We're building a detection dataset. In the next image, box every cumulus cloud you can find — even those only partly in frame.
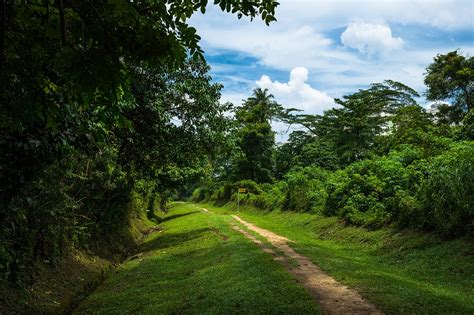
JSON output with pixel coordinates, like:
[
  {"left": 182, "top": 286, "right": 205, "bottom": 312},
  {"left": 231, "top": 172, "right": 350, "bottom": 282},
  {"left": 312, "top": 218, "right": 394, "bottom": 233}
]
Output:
[
  {"left": 198, "top": 25, "right": 340, "bottom": 71},
  {"left": 256, "top": 67, "right": 335, "bottom": 113},
  {"left": 189, "top": 0, "right": 473, "bottom": 108},
  {"left": 341, "top": 22, "right": 404, "bottom": 55}
]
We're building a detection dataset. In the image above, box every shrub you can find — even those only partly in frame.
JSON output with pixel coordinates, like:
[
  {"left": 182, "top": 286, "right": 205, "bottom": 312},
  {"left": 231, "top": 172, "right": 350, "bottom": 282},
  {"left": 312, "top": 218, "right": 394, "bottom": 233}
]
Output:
[
  {"left": 418, "top": 141, "right": 474, "bottom": 236},
  {"left": 249, "top": 182, "right": 286, "bottom": 210},
  {"left": 211, "top": 183, "right": 233, "bottom": 202},
  {"left": 284, "top": 167, "right": 328, "bottom": 212},
  {"left": 325, "top": 156, "right": 412, "bottom": 228},
  {"left": 191, "top": 187, "right": 206, "bottom": 202}
]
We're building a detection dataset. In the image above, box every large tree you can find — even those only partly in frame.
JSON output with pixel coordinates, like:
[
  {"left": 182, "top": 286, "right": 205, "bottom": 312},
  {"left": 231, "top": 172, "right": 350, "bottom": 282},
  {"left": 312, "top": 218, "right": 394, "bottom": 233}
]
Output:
[
  {"left": 234, "top": 88, "right": 285, "bottom": 183},
  {"left": 286, "top": 81, "right": 420, "bottom": 166},
  {"left": 117, "top": 58, "right": 232, "bottom": 208},
  {"left": 425, "top": 51, "right": 474, "bottom": 114}
]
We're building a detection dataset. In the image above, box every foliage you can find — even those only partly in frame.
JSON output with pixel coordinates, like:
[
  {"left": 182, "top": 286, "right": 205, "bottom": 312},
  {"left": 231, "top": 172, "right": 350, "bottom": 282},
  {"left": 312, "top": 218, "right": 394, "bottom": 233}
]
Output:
[
  {"left": 457, "top": 109, "right": 474, "bottom": 140},
  {"left": 424, "top": 50, "right": 473, "bottom": 113},
  {"left": 235, "top": 122, "right": 275, "bottom": 183},
  {"left": 1, "top": 0, "right": 275, "bottom": 204},
  {"left": 201, "top": 54, "right": 472, "bottom": 238},
  {"left": 0, "top": 148, "right": 131, "bottom": 283},
  {"left": 234, "top": 88, "right": 286, "bottom": 183},
  {"left": 283, "top": 167, "right": 329, "bottom": 212},
  {"left": 418, "top": 142, "right": 474, "bottom": 236},
  {"left": 285, "top": 80, "right": 420, "bottom": 167},
  {"left": 275, "top": 131, "right": 339, "bottom": 175}
]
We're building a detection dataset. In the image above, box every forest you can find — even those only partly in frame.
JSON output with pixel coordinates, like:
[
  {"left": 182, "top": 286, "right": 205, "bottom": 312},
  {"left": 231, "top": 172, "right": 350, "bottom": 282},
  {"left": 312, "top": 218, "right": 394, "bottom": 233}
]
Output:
[{"left": 1, "top": 1, "right": 473, "bottom": 314}]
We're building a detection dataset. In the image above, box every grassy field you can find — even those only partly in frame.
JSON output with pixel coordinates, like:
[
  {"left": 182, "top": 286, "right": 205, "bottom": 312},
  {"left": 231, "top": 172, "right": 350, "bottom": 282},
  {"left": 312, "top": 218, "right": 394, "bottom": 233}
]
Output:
[
  {"left": 203, "top": 202, "right": 474, "bottom": 314},
  {"left": 74, "top": 203, "right": 320, "bottom": 314}
]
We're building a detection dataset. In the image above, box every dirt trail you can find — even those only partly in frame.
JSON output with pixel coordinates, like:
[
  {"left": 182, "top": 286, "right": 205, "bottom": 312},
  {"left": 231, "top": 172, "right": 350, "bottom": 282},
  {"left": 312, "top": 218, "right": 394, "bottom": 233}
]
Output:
[{"left": 231, "top": 215, "right": 382, "bottom": 315}]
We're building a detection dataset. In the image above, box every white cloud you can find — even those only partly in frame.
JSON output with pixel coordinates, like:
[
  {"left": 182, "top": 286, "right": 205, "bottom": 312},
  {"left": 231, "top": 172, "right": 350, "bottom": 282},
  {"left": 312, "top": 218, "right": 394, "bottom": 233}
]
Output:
[
  {"left": 199, "top": 25, "right": 341, "bottom": 71},
  {"left": 341, "top": 22, "right": 403, "bottom": 55},
  {"left": 220, "top": 92, "right": 248, "bottom": 107},
  {"left": 274, "top": 0, "right": 473, "bottom": 30},
  {"left": 189, "top": 0, "right": 473, "bottom": 109},
  {"left": 256, "top": 67, "right": 335, "bottom": 113}
]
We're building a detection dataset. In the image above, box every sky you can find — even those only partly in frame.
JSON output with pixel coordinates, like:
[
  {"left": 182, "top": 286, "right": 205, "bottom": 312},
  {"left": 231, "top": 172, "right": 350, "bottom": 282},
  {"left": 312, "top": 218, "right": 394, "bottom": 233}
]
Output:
[{"left": 189, "top": 0, "right": 474, "bottom": 139}]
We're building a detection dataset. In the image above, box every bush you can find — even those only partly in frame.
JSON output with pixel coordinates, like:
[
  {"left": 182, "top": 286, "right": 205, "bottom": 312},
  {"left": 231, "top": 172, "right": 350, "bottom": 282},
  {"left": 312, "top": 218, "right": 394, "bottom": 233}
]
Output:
[
  {"left": 284, "top": 167, "right": 328, "bottom": 212},
  {"left": 325, "top": 156, "right": 413, "bottom": 228},
  {"left": 0, "top": 148, "right": 142, "bottom": 283},
  {"left": 191, "top": 187, "right": 205, "bottom": 202},
  {"left": 198, "top": 141, "right": 473, "bottom": 237},
  {"left": 215, "top": 180, "right": 287, "bottom": 211},
  {"left": 248, "top": 182, "right": 286, "bottom": 210},
  {"left": 418, "top": 141, "right": 474, "bottom": 236}
]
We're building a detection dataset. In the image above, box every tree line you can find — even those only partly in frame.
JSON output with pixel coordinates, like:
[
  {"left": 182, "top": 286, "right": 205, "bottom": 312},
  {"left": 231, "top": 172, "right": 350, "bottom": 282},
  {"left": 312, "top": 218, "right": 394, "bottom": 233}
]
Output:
[{"left": 192, "top": 50, "right": 473, "bottom": 237}]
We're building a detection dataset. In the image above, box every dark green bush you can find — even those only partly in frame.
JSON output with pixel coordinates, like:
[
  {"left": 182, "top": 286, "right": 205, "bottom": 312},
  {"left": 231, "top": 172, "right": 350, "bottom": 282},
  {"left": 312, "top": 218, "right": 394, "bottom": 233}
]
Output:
[
  {"left": 199, "top": 142, "right": 473, "bottom": 237},
  {"left": 246, "top": 182, "right": 286, "bottom": 210},
  {"left": 0, "top": 148, "right": 144, "bottom": 283},
  {"left": 418, "top": 141, "right": 474, "bottom": 236},
  {"left": 211, "top": 183, "right": 233, "bottom": 202},
  {"left": 284, "top": 167, "right": 328, "bottom": 212},
  {"left": 325, "top": 156, "right": 414, "bottom": 228}
]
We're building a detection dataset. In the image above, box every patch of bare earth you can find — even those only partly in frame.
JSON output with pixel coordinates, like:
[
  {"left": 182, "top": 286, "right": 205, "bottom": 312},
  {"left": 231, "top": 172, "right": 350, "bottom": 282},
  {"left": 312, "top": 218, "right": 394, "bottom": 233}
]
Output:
[{"left": 231, "top": 215, "right": 382, "bottom": 315}]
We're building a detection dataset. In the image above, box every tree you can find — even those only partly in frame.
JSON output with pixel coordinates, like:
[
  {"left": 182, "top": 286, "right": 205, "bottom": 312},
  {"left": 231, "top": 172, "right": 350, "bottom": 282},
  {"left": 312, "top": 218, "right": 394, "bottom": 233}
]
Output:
[
  {"left": 435, "top": 103, "right": 465, "bottom": 125},
  {"left": 425, "top": 51, "right": 474, "bottom": 114},
  {"left": 116, "top": 58, "right": 232, "bottom": 209},
  {"left": 288, "top": 81, "right": 419, "bottom": 166},
  {"left": 457, "top": 110, "right": 474, "bottom": 140},
  {"left": 234, "top": 88, "right": 286, "bottom": 183},
  {"left": 0, "top": 0, "right": 279, "bottom": 209},
  {"left": 236, "top": 88, "right": 287, "bottom": 123},
  {"left": 275, "top": 130, "right": 338, "bottom": 175}
]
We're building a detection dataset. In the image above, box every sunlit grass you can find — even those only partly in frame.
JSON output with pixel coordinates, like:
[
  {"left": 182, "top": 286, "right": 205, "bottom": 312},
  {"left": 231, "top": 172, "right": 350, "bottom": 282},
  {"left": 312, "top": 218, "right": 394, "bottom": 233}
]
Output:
[
  {"left": 204, "top": 202, "right": 474, "bottom": 314},
  {"left": 75, "top": 203, "right": 320, "bottom": 314}
]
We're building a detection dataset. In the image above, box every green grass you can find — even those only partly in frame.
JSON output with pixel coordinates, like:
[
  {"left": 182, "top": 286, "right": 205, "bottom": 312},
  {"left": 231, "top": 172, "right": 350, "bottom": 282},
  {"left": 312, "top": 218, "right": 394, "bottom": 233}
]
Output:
[
  {"left": 74, "top": 203, "right": 320, "bottom": 314},
  {"left": 203, "top": 202, "right": 474, "bottom": 315}
]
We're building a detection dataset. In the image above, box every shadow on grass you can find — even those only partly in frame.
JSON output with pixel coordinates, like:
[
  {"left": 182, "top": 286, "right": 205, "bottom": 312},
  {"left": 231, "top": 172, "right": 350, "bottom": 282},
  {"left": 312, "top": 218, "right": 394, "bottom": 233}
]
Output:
[
  {"left": 148, "top": 210, "right": 200, "bottom": 224},
  {"left": 160, "top": 211, "right": 200, "bottom": 223},
  {"left": 140, "top": 227, "right": 211, "bottom": 252}
]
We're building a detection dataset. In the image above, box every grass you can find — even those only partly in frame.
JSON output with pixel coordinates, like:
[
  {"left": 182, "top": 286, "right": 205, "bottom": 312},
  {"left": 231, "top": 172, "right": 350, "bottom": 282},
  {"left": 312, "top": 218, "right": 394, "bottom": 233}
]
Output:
[
  {"left": 203, "top": 202, "right": 474, "bottom": 315},
  {"left": 74, "top": 203, "right": 320, "bottom": 314}
]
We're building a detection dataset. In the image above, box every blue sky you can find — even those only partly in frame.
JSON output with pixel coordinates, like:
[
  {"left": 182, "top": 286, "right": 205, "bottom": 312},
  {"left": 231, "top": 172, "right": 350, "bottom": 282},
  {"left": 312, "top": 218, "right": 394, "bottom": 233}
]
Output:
[{"left": 189, "top": 0, "right": 473, "bottom": 138}]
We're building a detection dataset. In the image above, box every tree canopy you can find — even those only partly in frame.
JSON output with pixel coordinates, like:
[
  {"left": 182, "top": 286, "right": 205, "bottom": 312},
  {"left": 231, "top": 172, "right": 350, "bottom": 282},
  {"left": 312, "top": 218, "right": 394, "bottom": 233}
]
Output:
[{"left": 425, "top": 50, "right": 473, "bottom": 112}]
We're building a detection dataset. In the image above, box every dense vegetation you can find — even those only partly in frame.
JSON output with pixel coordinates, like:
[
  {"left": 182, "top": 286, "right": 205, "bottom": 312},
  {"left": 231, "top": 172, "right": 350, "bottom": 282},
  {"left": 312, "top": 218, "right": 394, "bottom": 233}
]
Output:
[
  {"left": 0, "top": 0, "right": 278, "bottom": 286},
  {"left": 1, "top": 1, "right": 472, "bottom": 312},
  {"left": 193, "top": 51, "right": 473, "bottom": 238}
]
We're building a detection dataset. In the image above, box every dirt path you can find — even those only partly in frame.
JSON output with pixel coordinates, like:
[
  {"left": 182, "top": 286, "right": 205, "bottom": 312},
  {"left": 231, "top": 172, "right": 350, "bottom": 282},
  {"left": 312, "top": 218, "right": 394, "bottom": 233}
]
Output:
[
  {"left": 231, "top": 215, "right": 382, "bottom": 315},
  {"left": 200, "top": 207, "right": 214, "bottom": 214}
]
